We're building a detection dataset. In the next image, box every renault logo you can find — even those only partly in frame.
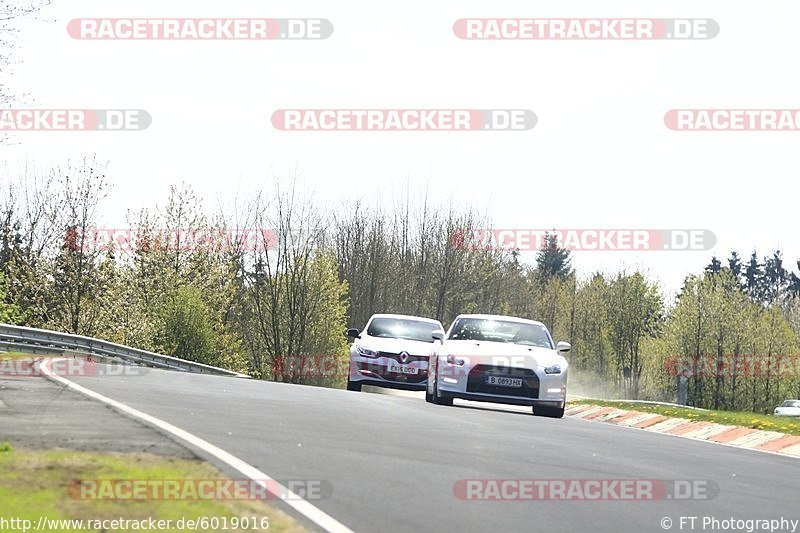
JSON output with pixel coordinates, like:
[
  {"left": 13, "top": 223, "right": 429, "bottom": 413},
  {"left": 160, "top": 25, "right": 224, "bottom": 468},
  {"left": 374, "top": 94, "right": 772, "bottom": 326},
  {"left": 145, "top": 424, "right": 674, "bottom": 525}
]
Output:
[{"left": 399, "top": 351, "right": 410, "bottom": 363}]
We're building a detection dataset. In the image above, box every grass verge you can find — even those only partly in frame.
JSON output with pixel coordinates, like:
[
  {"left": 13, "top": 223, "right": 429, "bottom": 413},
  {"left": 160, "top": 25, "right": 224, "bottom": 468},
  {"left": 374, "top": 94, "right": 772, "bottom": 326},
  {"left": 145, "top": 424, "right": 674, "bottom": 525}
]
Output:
[
  {"left": 568, "top": 399, "right": 800, "bottom": 436},
  {"left": 0, "top": 446, "right": 303, "bottom": 532},
  {"left": 0, "top": 351, "right": 44, "bottom": 360}
]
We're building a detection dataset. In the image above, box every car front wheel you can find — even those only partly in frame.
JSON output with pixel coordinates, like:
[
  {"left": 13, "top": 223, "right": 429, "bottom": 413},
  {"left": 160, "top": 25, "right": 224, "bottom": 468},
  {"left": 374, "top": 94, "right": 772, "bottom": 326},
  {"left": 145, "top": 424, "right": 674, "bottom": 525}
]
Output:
[
  {"left": 346, "top": 379, "right": 362, "bottom": 392},
  {"left": 431, "top": 376, "right": 453, "bottom": 406}
]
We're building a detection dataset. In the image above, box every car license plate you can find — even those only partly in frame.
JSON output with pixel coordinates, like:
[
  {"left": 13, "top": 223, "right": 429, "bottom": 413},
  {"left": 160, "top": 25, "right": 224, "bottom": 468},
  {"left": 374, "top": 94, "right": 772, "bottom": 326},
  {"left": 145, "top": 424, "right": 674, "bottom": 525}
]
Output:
[
  {"left": 486, "top": 376, "right": 523, "bottom": 387},
  {"left": 387, "top": 363, "right": 418, "bottom": 375}
]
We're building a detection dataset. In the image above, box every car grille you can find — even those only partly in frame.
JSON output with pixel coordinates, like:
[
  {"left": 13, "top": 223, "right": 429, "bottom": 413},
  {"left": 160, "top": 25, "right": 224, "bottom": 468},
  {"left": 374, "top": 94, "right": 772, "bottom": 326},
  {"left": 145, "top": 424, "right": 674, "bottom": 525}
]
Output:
[
  {"left": 357, "top": 352, "right": 428, "bottom": 383},
  {"left": 466, "top": 364, "right": 540, "bottom": 398},
  {"left": 377, "top": 351, "right": 428, "bottom": 364}
]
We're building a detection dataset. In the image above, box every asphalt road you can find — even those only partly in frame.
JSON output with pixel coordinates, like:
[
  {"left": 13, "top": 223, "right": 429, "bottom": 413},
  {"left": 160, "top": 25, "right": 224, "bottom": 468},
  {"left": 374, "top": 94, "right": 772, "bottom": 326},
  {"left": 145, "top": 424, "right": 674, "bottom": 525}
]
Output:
[
  {"left": 0, "top": 373, "right": 193, "bottom": 458},
  {"left": 65, "top": 368, "right": 800, "bottom": 533}
]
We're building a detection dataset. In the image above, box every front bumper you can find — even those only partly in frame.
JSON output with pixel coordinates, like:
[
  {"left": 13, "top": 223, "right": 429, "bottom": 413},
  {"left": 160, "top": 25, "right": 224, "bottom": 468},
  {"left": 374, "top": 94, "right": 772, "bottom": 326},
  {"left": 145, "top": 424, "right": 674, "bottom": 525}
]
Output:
[
  {"left": 353, "top": 378, "right": 430, "bottom": 392},
  {"left": 437, "top": 391, "right": 564, "bottom": 408},
  {"left": 350, "top": 352, "right": 429, "bottom": 389},
  {"left": 436, "top": 360, "right": 567, "bottom": 405}
]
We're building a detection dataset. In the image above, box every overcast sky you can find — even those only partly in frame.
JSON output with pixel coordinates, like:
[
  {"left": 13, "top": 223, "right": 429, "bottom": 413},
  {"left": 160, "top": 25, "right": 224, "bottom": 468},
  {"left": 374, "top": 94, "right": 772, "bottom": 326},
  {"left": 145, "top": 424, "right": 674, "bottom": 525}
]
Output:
[{"left": 2, "top": 0, "right": 798, "bottom": 298}]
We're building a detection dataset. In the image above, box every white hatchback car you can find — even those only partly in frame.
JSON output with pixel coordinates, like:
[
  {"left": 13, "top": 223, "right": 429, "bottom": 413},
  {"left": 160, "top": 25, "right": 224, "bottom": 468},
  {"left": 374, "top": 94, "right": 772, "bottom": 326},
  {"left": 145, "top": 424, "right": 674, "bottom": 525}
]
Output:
[
  {"left": 346, "top": 314, "right": 445, "bottom": 392},
  {"left": 426, "top": 314, "right": 570, "bottom": 418},
  {"left": 774, "top": 400, "right": 800, "bottom": 417}
]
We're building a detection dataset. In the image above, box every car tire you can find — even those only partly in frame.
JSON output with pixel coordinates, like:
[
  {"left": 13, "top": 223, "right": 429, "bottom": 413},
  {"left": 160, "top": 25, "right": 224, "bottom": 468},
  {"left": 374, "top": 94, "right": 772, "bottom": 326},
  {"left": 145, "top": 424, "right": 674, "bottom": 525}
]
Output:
[
  {"left": 432, "top": 377, "right": 453, "bottom": 406},
  {"left": 534, "top": 404, "right": 565, "bottom": 418},
  {"left": 346, "top": 379, "right": 362, "bottom": 392}
]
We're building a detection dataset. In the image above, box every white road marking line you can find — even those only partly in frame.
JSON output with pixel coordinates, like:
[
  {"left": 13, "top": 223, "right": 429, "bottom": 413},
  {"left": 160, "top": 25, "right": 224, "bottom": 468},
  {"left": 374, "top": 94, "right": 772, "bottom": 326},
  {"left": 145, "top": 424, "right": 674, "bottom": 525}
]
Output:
[{"left": 40, "top": 359, "right": 353, "bottom": 533}]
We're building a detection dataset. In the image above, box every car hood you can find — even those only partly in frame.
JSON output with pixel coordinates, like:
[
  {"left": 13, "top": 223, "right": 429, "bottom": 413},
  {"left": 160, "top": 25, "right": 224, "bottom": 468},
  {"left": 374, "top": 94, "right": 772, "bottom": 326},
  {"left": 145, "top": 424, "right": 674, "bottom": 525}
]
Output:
[
  {"left": 440, "top": 340, "right": 566, "bottom": 369},
  {"left": 358, "top": 336, "right": 437, "bottom": 356}
]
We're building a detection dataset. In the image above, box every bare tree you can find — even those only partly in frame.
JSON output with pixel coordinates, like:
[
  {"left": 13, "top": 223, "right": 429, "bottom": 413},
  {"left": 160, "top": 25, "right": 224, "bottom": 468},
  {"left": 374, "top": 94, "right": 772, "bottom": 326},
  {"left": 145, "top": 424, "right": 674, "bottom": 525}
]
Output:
[
  {"left": 242, "top": 180, "right": 345, "bottom": 382},
  {"left": 51, "top": 157, "right": 109, "bottom": 334},
  {"left": 1, "top": 0, "right": 51, "bottom": 143}
]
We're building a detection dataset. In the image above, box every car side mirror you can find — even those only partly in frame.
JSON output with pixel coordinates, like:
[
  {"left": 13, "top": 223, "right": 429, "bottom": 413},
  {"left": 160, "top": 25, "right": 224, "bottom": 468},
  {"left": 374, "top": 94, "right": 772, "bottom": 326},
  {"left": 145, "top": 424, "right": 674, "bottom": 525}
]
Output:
[
  {"left": 345, "top": 328, "right": 360, "bottom": 339},
  {"left": 431, "top": 331, "right": 444, "bottom": 342},
  {"left": 556, "top": 341, "right": 571, "bottom": 354}
]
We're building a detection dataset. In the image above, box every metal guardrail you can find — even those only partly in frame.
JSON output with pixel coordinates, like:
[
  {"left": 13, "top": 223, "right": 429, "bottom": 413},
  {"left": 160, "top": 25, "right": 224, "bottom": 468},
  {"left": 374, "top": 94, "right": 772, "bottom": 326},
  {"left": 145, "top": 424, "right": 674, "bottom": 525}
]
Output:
[{"left": 0, "top": 323, "right": 248, "bottom": 378}]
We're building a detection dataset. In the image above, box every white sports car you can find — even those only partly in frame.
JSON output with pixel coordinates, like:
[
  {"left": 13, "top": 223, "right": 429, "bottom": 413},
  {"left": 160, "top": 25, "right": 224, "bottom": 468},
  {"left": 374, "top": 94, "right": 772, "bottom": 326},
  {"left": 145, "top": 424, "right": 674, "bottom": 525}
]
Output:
[
  {"left": 774, "top": 400, "right": 800, "bottom": 417},
  {"left": 426, "top": 314, "right": 570, "bottom": 418},
  {"left": 346, "top": 313, "right": 445, "bottom": 392}
]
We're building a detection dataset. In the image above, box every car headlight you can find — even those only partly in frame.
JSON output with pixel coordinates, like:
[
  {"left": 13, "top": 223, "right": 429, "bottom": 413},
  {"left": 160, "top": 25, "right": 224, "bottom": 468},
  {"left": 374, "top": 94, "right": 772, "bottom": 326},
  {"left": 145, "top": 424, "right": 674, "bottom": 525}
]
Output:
[
  {"left": 357, "top": 346, "right": 378, "bottom": 358},
  {"left": 544, "top": 364, "right": 562, "bottom": 375}
]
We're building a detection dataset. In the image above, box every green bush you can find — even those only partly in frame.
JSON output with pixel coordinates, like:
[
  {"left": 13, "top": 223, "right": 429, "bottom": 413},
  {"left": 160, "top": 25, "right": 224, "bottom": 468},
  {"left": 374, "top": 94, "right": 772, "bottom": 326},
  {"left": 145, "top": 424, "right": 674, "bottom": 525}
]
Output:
[{"left": 158, "top": 285, "right": 217, "bottom": 366}]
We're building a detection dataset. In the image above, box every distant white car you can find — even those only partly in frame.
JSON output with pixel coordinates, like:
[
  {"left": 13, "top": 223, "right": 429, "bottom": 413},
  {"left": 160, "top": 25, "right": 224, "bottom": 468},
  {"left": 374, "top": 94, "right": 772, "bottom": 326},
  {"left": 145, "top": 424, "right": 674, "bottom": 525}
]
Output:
[
  {"left": 426, "top": 314, "right": 570, "bottom": 418},
  {"left": 774, "top": 400, "right": 800, "bottom": 417},
  {"left": 346, "top": 314, "right": 445, "bottom": 392}
]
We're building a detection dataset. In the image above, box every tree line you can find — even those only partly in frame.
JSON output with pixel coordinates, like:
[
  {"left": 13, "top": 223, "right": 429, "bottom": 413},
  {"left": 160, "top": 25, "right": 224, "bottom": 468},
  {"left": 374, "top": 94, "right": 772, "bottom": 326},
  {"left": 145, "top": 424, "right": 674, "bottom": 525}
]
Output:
[{"left": 1, "top": 160, "right": 799, "bottom": 412}]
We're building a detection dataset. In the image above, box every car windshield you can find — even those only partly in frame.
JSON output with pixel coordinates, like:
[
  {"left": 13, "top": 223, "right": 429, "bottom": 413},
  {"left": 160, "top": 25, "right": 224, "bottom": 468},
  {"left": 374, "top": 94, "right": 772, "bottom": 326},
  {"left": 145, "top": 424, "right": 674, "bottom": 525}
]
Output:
[
  {"left": 448, "top": 318, "right": 553, "bottom": 348},
  {"left": 366, "top": 317, "right": 443, "bottom": 343},
  {"left": 781, "top": 400, "right": 800, "bottom": 408}
]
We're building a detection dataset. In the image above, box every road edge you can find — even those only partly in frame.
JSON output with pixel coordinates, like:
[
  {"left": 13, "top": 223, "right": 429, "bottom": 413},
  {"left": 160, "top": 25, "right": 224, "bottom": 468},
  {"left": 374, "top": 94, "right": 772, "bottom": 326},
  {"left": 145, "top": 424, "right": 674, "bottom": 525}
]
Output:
[
  {"left": 39, "top": 358, "right": 354, "bottom": 533},
  {"left": 567, "top": 403, "right": 800, "bottom": 459}
]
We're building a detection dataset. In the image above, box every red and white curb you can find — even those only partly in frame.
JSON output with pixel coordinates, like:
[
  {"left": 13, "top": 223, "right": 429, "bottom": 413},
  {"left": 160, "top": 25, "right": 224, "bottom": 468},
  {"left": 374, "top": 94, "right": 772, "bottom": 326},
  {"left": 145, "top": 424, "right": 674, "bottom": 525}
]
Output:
[{"left": 566, "top": 404, "right": 800, "bottom": 458}]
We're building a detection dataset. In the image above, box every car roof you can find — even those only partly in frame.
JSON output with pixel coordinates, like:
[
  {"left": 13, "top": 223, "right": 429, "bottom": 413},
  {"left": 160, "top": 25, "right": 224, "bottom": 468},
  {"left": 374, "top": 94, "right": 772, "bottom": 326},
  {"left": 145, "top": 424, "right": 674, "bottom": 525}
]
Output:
[
  {"left": 367, "top": 313, "right": 444, "bottom": 326},
  {"left": 452, "top": 314, "right": 547, "bottom": 327}
]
